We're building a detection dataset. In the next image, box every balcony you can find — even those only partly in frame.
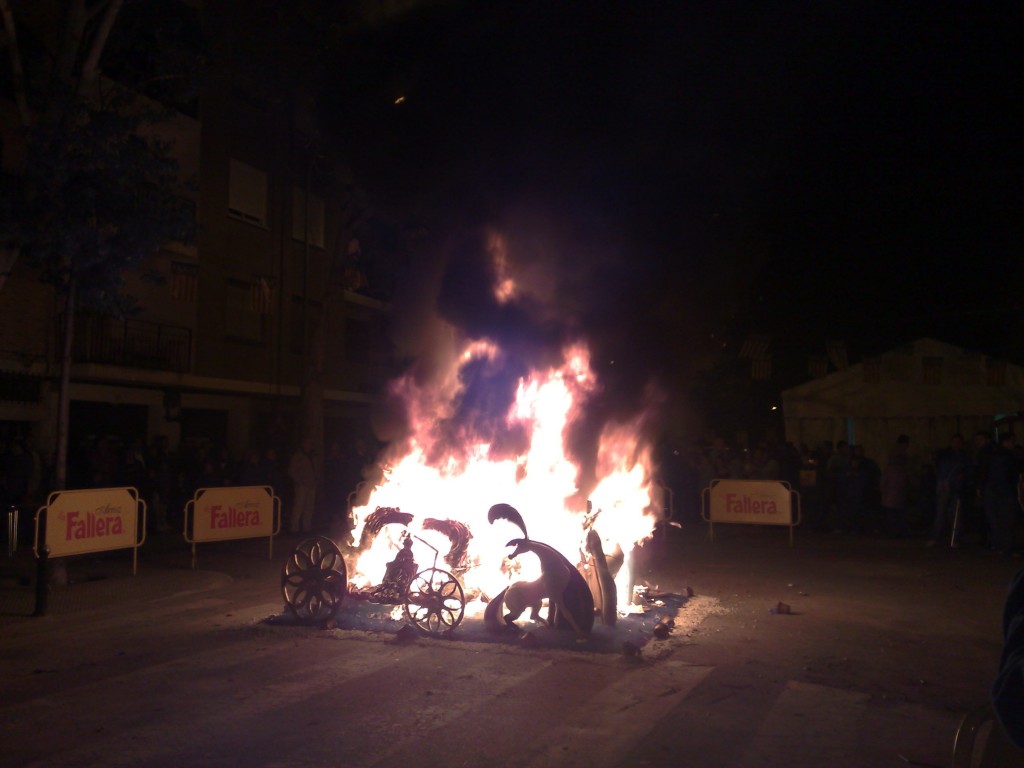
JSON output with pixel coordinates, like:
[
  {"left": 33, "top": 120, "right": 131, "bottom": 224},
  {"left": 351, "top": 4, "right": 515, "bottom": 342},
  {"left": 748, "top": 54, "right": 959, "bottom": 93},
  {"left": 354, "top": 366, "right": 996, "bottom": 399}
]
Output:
[{"left": 68, "top": 314, "right": 191, "bottom": 373}]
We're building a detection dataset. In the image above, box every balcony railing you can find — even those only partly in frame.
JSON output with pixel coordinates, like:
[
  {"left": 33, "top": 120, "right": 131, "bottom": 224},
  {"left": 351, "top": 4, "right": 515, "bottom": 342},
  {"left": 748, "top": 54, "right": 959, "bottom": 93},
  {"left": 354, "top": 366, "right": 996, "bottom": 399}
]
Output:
[{"left": 66, "top": 314, "right": 191, "bottom": 373}]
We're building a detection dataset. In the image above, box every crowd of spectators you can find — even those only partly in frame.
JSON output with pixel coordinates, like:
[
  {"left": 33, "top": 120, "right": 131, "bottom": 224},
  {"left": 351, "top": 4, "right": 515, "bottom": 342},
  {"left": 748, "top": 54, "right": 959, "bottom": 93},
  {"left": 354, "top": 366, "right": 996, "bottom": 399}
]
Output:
[
  {"left": 0, "top": 435, "right": 43, "bottom": 512},
  {"left": 8, "top": 421, "right": 1023, "bottom": 556},
  {"left": 23, "top": 431, "right": 378, "bottom": 536},
  {"left": 661, "top": 430, "right": 1024, "bottom": 555}
]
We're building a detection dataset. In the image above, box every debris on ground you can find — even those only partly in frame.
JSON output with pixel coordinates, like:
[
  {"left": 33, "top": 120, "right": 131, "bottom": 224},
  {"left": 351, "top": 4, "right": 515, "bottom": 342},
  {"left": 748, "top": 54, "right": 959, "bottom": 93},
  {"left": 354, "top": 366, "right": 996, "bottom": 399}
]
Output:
[
  {"left": 269, "top": 588, "right": 696, "bottom": 654},
  {"left": 622, "top": 640, "right": 645, "bottom": 658},
  {"left": 652, "top": 614, "right": 675, "bottom": 640},
  {"left": 519, "top": 631, "right": 539, "bottom": 648}
]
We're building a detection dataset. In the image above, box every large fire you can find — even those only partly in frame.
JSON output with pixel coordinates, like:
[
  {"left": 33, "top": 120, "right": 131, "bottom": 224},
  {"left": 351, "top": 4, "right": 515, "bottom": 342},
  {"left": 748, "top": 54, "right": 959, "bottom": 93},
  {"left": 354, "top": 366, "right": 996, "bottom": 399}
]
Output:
[
  {"left": 346, "top": 337, "right": 661, "bottom": 614},
  {"left": 345, "top": 228, "right": 661, "bottom": 618}
]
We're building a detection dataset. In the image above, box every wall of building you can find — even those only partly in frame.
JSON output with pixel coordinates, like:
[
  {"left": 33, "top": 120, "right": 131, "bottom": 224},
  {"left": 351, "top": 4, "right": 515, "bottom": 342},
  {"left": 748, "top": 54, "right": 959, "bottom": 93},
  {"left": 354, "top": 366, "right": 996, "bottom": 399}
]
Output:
[{"left": 0, "top": 7, "right": 395, "bottom": 496}]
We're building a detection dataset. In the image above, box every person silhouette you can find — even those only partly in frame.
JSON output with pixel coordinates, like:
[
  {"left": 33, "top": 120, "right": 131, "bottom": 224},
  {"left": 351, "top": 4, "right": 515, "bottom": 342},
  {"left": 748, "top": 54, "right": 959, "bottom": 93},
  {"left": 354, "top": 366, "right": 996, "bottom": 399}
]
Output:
[{"left": 994, "top": 567, "right": 1024, "bottom": 747}]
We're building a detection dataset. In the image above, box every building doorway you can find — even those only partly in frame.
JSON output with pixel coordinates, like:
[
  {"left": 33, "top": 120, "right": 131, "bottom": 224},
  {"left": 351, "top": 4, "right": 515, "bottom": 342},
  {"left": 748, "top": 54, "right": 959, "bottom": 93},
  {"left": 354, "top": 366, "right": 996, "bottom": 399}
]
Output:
[{"left": 68, "top": 401, "right": 148, "bottom": 488}]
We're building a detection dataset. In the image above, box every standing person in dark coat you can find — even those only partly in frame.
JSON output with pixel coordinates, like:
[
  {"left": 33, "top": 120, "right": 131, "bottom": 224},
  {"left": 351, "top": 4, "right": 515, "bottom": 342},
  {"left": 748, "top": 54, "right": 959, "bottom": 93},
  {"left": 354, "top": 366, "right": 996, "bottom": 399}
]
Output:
[
  {"left": 974, "top": 430, "right": 995, "bottom": 545},
  {"left": 881, "top": 436, "right": 912, "bottom": 538},
  {"left": 121, "top": 439, "right": 150, "bottom": 499},
  {"left": 854, "top": 445, "right": 882, "bottom": 533},
  {"left": 994, "top": 566, "right": 1024, "bottom": 747},
  {"left": 4, "top": 438, "right": 33, "bottom": 506},
  {"left": 236, "top": 447, "right": 264, "bottom": 487},
  {"left": 836, "top": 451, "right": 868, "bottom": 534},
  {"left": 261, "top": 447, "right": 286, "bottom": 500},
  {"left": 929, "top": 434, "right": 971, "bottom": 547},
  {"left": 146, "top": 435, "right": 176, "bottom": 533},
  {"left": 195, "top": 457, "right": 222, "bottom": 492},
  {"left": 826, "top": 441, "right": 851, "bottom": 531},
  {"left": 986, "top": 433, "right": 1023, "bottom": 557},
  {"left": 214, "top": 446, "right": 234, "bottom": 487}
]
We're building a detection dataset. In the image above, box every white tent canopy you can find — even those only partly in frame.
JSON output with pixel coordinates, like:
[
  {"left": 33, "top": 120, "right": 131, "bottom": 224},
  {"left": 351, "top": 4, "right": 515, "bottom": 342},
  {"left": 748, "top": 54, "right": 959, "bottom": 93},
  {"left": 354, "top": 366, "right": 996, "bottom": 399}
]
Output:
[{"left": 781, "top": 338, "right": 1024, "bottom": 466}]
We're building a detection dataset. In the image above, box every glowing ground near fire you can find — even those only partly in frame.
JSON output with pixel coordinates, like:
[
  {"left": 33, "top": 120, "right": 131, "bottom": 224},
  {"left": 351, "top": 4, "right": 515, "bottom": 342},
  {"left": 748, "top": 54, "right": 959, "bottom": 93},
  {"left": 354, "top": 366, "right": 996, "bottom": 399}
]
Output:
[{"left": 267, "top": 584, "right": 724, "bottom": 656}]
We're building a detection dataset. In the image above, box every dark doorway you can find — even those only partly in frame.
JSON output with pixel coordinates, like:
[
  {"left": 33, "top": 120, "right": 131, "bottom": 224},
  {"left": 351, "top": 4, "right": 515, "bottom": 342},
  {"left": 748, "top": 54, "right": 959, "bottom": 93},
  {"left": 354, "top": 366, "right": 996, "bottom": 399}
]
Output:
[
  {"left": 176, "top": 408, "right": 230, "bottom": 494},
  {"left": 68, "top": 401, "right": 149, "bottom": 488},
  {"left": 179, "top": 408, "right": 228, "bottom": 450}
]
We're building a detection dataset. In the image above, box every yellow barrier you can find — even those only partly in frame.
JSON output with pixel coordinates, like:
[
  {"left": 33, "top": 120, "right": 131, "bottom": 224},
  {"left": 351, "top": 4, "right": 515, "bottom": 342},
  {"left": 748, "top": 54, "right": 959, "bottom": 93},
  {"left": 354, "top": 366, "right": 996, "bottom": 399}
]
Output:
[
  {"left": 34, "top": 487, "right": 147, "bottom": 574},
  {"left": 184, "top": 485, "right": 281, "bottom": 568},
  {"left": 701, "top": 479, "right": 801, "bottom": 546}
]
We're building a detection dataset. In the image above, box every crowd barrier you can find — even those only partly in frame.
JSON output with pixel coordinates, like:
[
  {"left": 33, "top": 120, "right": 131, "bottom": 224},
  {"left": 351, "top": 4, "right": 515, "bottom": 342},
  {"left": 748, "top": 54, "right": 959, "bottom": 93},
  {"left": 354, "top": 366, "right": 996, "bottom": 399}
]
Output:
[
  {"left": 701, "top": 478, "right": 801, "bottom": 546},
  {"left": 184, "top": 485, "right": 281, "bottom": 568},
  {"left": 34, "top": 487, "right": 147, "bottom": 574}
]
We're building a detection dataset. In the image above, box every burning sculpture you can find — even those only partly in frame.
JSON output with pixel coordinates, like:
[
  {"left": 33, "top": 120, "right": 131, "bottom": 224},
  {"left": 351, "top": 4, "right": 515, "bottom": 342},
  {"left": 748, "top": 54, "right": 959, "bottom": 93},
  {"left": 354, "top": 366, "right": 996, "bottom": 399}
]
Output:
[
  {"left": 283, "top": 231, "right": 663, "bottom": 638},
  {"left": 344, "top": 339, "right": 660, "bottom": 607},
  {"left": 373, "top": 534, "right": 417, "bottom": 603},
  {"left": 280, "top": 496, "right": 623, "bottom": 640},
  {"left": 281, "top": 528, "right": 467, "bottom": 635},
  {"left": 484, "top": 503, "right": 595, "bottom": 639}
]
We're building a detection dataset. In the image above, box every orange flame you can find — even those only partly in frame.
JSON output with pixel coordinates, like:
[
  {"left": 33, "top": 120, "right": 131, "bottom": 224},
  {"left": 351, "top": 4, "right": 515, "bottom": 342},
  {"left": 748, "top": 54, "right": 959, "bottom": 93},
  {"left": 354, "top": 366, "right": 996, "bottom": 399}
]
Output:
[{"left": 347, "top": 337, "right": 661, "bottom": 610}]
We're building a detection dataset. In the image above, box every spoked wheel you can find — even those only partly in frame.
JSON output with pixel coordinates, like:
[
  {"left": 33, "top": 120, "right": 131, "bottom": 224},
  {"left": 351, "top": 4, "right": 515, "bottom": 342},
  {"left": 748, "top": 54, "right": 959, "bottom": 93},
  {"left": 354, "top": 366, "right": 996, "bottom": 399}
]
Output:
[
  {"left": 404, "top": 567, "right": 465, "bottom": 634},
  {"left": 281, "top": 536, "right": 347, "bottom": 622}
]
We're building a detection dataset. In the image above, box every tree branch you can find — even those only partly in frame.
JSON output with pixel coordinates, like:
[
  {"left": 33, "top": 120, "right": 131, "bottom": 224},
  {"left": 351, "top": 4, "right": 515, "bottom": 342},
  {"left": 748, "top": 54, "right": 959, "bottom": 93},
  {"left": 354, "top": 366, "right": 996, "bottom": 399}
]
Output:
[
  {"left": 0, "top": 0, "right": 31, "bottom": 126},
  {"left": 78, "top": 0, "right": 123, "bottom": 99},
  {"left": 53, "top": 0, "right": 88, "bottom": 92},
  {"left": 86, "top": 0, "right": 113, "bottom": 23}
]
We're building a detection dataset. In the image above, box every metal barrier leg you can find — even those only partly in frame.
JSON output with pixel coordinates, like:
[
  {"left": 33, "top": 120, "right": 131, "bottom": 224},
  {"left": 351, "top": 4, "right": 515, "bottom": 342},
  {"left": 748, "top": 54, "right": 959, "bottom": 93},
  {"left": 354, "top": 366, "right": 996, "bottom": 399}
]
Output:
[
  {"left": 33, "top": 545, "right": 49, "bottom": 617},
  {"left": 951, "top": 499, "right": 961, "bottom": 547},
  {"left": 7, "top": 506, "right": 17, "bottom": 556}
]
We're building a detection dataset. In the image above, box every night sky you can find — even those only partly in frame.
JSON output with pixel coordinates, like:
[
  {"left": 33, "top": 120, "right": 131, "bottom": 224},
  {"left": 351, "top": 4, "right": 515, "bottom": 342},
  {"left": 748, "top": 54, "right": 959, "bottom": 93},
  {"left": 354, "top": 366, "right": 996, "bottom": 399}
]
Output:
[{"left": 312, "top": 1, "right": 1022, "bottom": 439}]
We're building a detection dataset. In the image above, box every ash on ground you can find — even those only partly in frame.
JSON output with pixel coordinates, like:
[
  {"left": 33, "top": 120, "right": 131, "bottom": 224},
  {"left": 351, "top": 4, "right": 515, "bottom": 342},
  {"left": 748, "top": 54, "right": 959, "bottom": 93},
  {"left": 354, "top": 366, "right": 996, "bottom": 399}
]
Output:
[{"left": 266, "top": 586, "right": 714, "bottom": 655}]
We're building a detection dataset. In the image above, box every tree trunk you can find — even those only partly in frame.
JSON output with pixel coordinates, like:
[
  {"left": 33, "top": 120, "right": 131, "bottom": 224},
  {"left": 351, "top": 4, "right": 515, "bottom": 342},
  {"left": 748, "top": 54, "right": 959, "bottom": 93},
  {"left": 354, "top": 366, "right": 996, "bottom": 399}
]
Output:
[
  {"left": 300, "top": 239, "right": 355, "bottom": 492},
  {"left": 0, "top": 0, "right": 31, "bottom": 126},
  {"left": 55, "top": 276, "right": 76, "bottom": 491},
  {"left": 299, "top": 162, "right": 324, "bottom": 505},
  {"left": 77, "top": 0, "right": 124, "bottom": 99}
]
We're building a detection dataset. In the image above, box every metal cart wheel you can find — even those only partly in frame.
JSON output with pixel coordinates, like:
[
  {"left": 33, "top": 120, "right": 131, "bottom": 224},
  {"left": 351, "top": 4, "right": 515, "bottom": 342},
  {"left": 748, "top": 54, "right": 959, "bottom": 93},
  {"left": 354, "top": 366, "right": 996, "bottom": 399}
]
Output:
[
  {"left": 404, "top": 567, "right": 465, "bottom": 634},
  {"left": 281, "top": 536, "right": 347, "bottom": 622}
]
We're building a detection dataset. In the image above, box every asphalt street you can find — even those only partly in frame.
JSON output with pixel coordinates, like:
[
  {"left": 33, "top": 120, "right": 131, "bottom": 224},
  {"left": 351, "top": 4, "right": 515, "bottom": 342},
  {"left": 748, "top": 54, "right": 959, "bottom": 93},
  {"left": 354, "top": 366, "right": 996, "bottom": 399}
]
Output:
[{"left": 0, "top": 523, "right": 1019, "bottom": 767}]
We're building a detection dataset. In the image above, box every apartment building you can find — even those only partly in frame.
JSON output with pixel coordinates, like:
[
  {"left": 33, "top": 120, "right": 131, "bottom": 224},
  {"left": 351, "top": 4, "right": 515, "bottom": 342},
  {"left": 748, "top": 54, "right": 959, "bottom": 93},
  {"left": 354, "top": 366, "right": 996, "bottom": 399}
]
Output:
[{"left": 0, "top": 2, "right": 398, "bottom": 491}]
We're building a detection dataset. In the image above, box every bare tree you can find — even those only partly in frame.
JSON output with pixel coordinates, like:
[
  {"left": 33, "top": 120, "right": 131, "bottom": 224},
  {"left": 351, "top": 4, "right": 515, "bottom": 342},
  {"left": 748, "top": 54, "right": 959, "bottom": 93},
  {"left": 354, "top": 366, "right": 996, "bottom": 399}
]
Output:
[{"left": 0, "top": 0, "right": 195, "bottom": 489}]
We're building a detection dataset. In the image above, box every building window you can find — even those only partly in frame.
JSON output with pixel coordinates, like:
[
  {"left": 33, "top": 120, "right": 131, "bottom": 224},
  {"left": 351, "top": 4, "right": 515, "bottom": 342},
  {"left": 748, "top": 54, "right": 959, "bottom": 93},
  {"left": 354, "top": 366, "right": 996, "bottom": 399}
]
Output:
[
  {"left": 292, "top": 187, "right": 325, "bottom": 248},
  {"left": 228, "top": 159, "right": 268, "bottom": 227},
  {"left": 225, "top": 280, "right": 264, "bottom": 343}
]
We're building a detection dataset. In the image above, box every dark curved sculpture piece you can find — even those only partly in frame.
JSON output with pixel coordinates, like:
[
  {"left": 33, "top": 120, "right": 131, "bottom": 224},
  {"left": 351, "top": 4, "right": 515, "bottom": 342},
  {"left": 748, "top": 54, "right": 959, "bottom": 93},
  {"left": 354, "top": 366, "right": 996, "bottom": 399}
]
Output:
[{"left": 422, "top": 517, "right": 473, "bottom": 571}]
